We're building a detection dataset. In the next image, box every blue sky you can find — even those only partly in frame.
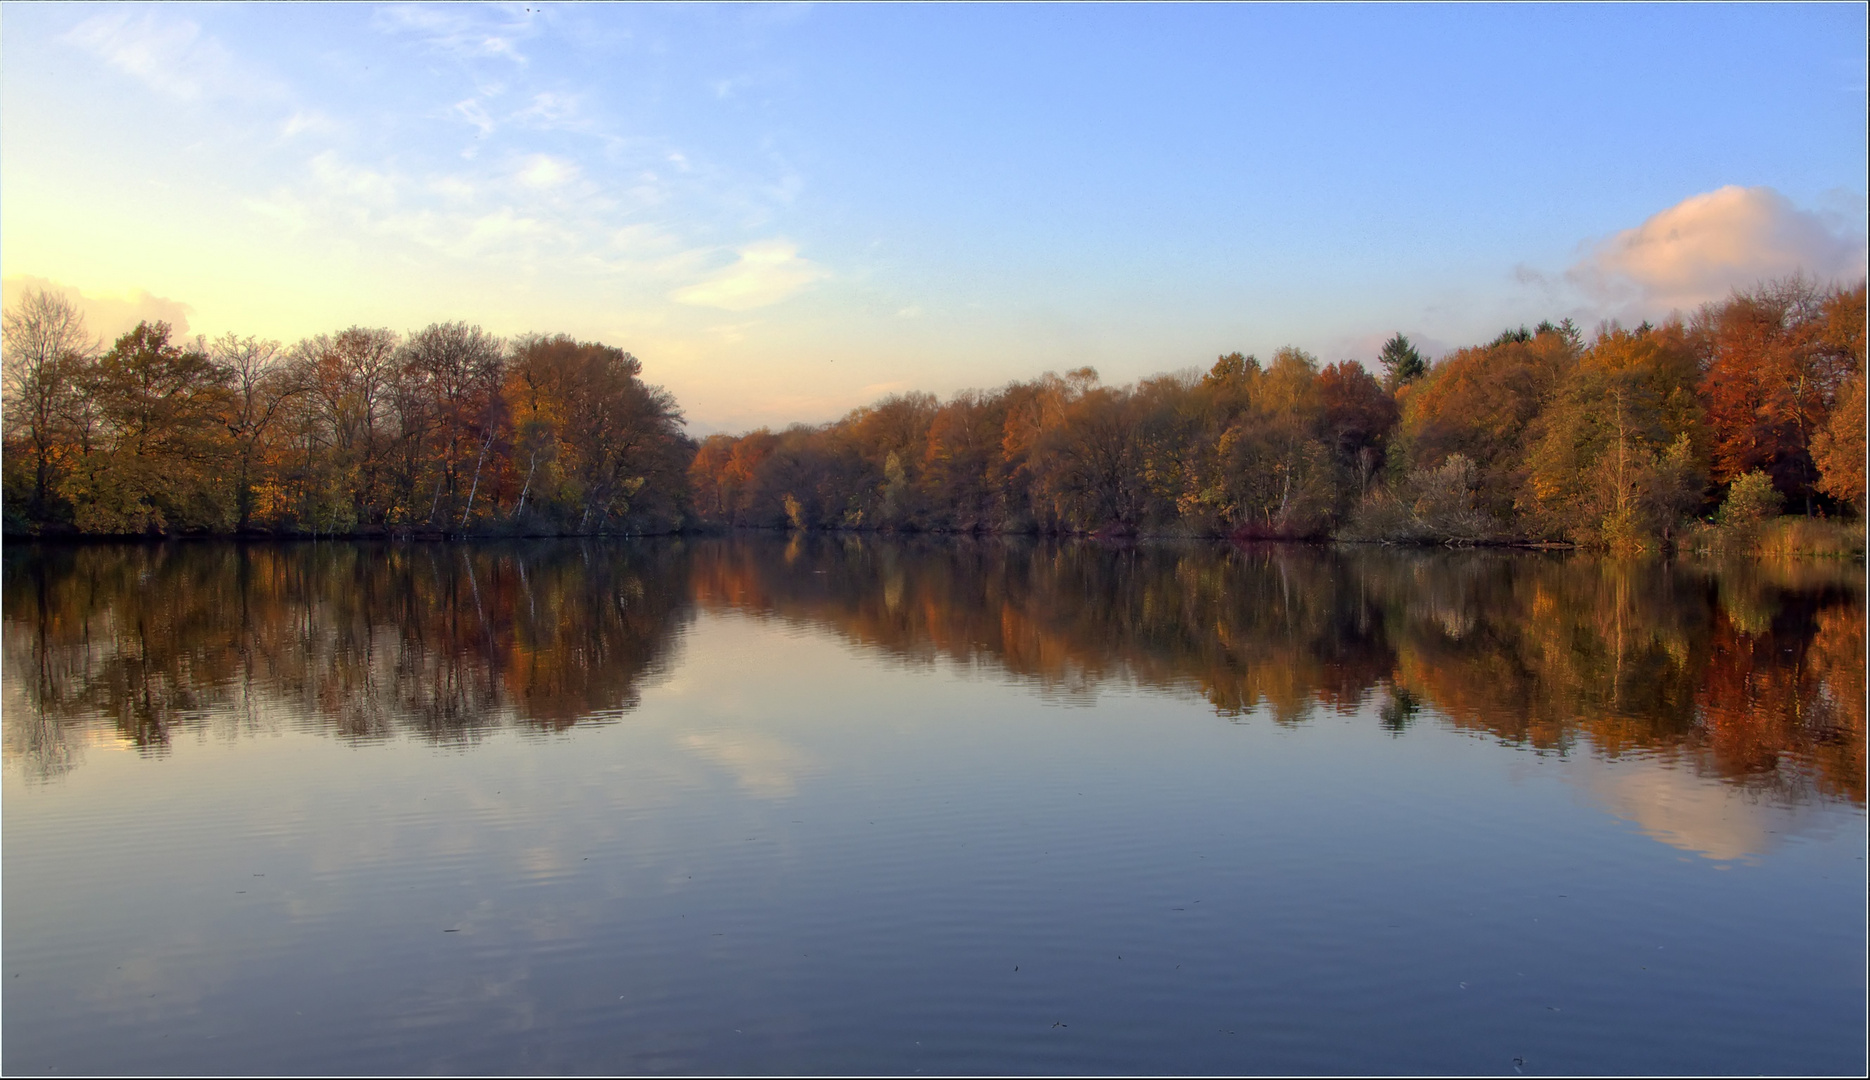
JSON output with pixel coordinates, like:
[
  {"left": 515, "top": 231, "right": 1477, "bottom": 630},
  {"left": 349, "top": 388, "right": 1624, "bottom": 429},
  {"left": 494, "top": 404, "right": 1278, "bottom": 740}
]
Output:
[{"left": 3, "top": 3, "right": 1865, "bottom": 431}]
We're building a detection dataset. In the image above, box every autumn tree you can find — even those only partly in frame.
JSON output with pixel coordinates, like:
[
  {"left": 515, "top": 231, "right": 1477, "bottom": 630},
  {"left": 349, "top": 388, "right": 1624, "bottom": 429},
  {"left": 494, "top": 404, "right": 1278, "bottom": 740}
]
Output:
[
  {"left": 688, "top": 434, "right": 740, "bottom": 521},
  {"left": 211, "top": 332, "right": 300, "bottom": 530},
  {"left": 398, "top": 322, "right": 506, "bottom": 527},
  {"left": 1811, "top": 369, "right": 1865, "bottom": 514},
  {"left": 840, "top": 391, "right": 938, "bottom": 527},
  {"left": 2, "top": 289, "right": 96, "bottom": 525},
  {"left": 1318, "top": 360, "right": 1398, "bottom": 492},
  {"left": 1001, "top": 368, "right": 1099, "bottom": 529},
  {"left": 1030, "top": 381, "right": 1148, "bottom": 532},
  {"left": 1127, "top": 371, "right": 1212, "bottom": 529},
  {"left": 1207, "top": 348, "right": 1338, "bottom": 536},
  {"left": 1397, "top": 323, "right": 1579, "bottom": 521},
  {"left": 1521, "top": 322, "right": 1707, "bottom": 548},
  {"left": 721, "top": 429, "right": 781, "bottom": 524},
  {"left": 290, "top": 327, "right": 399, "bottom": 527},
  {"left": 506, "top": 334, "right": 691, "bottom": 533},
  {"left": 1695, "top": 277, "right": 1862, "bottom": 511},
  {"left": 72, "top": 322, "right": 233, "bottom": 533},
  {"left": 1809, "top": 281, "right": 1866, "bottom": 515},
  {"left": 922, "top": 389, "right": 1015, "bottom": 530}
]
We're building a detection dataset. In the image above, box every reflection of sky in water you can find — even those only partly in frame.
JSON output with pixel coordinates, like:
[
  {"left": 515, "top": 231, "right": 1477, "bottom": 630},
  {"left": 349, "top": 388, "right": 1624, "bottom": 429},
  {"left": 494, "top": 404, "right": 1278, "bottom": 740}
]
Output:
[
  {"left": 679, "top": 613, "right": 1862, "bottom": 863},
  {"left": 3, "top": 542, "right": 1865, "bottom": 1075},
  {"left": 1565, "top": 752, "right": 1846, "bottom": 862}
]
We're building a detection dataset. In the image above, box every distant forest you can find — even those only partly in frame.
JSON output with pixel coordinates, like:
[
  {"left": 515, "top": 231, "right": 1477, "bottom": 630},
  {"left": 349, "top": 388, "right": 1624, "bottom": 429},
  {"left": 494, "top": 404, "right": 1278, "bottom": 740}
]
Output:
[{"left": 3, "top": 276, "right": 1864, "bottom": 550}]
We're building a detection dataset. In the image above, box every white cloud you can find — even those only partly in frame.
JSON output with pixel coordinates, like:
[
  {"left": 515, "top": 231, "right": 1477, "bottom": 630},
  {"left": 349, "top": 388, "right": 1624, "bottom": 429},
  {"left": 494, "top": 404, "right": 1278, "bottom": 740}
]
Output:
[
  {"left": 679, "top": 731, "right": 808, "bottom": 799},
  {"left": 673, "top": 240, "right": 829, "bottom": 311},
  {"left": 373, "top": 4, "right": 534, "bottom": 64},
  {"left": 430, "top": 176, "right": 478, "bottom": 204},
  {"left": 1569, "top": 185, "right": 1868, "bottom": 313},
  {"left": 309, "top": 152, "right": 401, "bottom": 206},
  {"left": 461, "top": 208, "right": 549, "bottom": 249},
  {"left": 3, "top": 276, "right": 194, "bottom": 345},
  {"left": 606, "top": 224, "right": 684, "bottom": 257},
  {"left": 453, "top": 98, "right": 498, "bottom": 137},
  {"left": 242, "top": 192, "right": 312, "bottom": 236},
  {"left": 1566, "top": 751, "right": 1841, "bottom": 862},
  {"left": 280, "top": 109, "right": 341, "bottom": 140},
  {"left": 515, "top": 91, "right": 581, "bottom": 127},
  {"left": 64, "top": 10, "right": 269, "bottom": 101},
  {"left": 250, "top": 151, "right": 570, "bottom": 260},
  {"left": 516, "top": 154, "right": 577, "bottom": 190}
]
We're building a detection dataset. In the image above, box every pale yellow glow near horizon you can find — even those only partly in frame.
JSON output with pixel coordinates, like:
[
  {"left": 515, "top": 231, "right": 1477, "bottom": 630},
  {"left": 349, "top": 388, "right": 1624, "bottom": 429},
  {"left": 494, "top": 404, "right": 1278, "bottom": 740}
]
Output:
[
  {"left": 2, "top": 164, "right": 385, "bottom": 343},
  {"left": 2, "top": 169, "right": 1147, "bottom": 433},
  {"left": 9, "top": 170, "right": 1864, "bottom": 433},
  {"left": 1, "top": 127, "right": 953, "bottom": 433}
]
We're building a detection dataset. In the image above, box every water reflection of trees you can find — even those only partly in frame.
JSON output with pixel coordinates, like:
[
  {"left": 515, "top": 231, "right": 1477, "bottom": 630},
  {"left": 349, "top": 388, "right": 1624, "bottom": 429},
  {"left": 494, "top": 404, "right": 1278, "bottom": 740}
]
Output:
[
  {"left": 4, "top": 538, "right": 1862, "bottom": 805},
  {"left": 2, "top": 541, "right": 692, "bottom": 772},
  {"left": 688, "top": 537, "right": 1865, "bottom": 804}
]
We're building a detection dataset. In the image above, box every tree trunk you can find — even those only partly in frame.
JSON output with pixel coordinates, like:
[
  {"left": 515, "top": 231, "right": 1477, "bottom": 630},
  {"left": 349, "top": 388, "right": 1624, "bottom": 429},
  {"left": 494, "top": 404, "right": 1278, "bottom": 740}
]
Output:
[
  {"left": 513, "top": 453, "right": 538, "bottom": 520},
  {"left": 461, "top": 427, "right": 496, "bottom": 527}
]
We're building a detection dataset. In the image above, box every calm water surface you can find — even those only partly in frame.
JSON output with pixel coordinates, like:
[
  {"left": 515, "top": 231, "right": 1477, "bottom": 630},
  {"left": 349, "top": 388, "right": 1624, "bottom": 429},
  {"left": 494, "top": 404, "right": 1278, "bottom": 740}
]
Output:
[{"left": 3, "top": 537, "right": 1864, "bottom": 1075}]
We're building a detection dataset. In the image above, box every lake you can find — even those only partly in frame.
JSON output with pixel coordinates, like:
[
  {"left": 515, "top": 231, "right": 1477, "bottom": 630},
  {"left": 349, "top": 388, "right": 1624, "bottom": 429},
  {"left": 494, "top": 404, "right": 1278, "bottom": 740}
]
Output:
[{"left": 2, "top": 537, "right": 1864, "bottom": 1075}]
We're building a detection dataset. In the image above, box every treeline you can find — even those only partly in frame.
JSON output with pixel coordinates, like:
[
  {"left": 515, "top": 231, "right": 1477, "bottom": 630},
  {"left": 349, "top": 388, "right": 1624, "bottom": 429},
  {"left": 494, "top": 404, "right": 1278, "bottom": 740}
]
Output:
[
  {"left": 4, "top": 276, "right": 1865, "bottom": 547},
  {"left": 2, "top": 292, "right": 692, "bottom": 537},
  {"left": 690, "top": 277, "right": 1866, "bottom": 550}
]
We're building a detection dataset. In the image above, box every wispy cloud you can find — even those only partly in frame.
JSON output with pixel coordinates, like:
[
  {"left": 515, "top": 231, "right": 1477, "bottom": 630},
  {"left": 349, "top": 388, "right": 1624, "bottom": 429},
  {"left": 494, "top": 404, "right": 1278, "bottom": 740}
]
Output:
[
  {"left": 1568, "top": 185, "right": 1868, "bottom": 313},
  {"left": 672, "top": 240, "right": 829, "bottom": 310},
  {"left": 514, "top": 91, "right": 582, "bottom": 128},
  {"left": 453, "top": 98, "right": 499, "bottom": 137},
  {"left": 310, "top": 152, "right": 401, "bottom": 207},
  {"left": 373, "top": 4, "right": 536, "bottom": 64},
  {"left": 246, "top": 151, "right": 570, "bottom": 260},
  {"left": 280, "top": 109, "right": 341, "bottom": 140},
  {"left": 64, "top": 10, "right": 273, "bottom": 101},
  {"left": 49, "top": 5, "right": 826, "bottom": 342},
  {"left": 459, "top": 208, "right": 551, "bottom": 249}
]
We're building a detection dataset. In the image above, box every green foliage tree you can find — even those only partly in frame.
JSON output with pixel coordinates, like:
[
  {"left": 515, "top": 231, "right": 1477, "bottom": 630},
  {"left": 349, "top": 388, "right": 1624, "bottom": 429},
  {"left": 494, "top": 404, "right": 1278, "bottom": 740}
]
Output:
[
  {"left": 1715, "top": 469, "right": 1784, "bottom": 551},
  {"left": 1718, "top": 470, "right": 1784, "bottom": 526},
  {"left": 1376, "top": 333, "right": 1427, "bottom": 391}
]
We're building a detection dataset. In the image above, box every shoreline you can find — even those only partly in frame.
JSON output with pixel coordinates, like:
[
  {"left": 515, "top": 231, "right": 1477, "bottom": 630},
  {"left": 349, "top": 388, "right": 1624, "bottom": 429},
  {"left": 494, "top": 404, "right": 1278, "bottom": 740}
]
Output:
[{"left": 6, "top": 521, "right": 1863, "bottom": 560}]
